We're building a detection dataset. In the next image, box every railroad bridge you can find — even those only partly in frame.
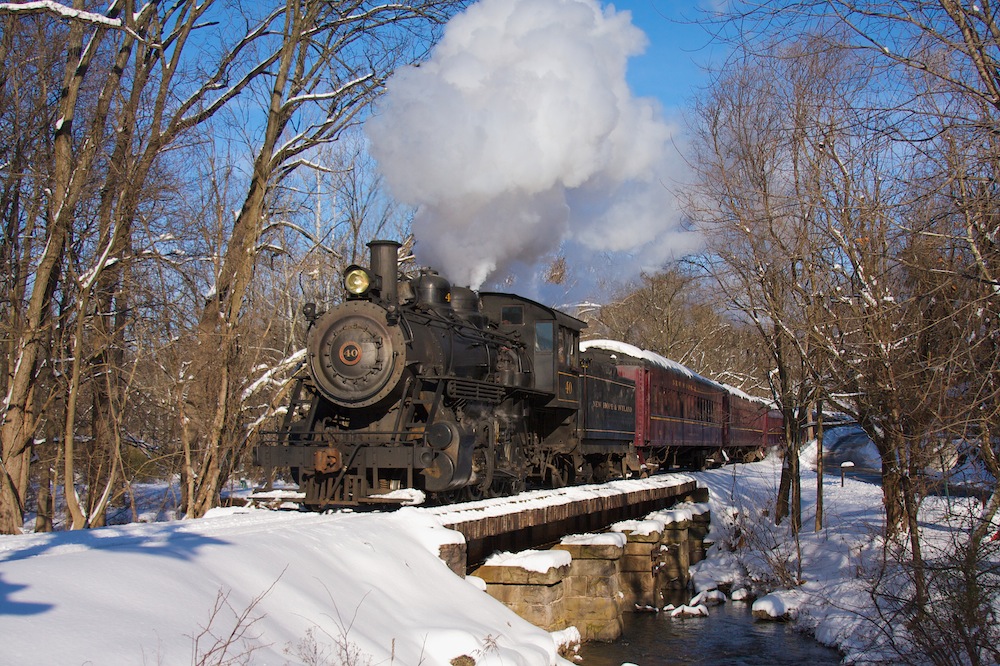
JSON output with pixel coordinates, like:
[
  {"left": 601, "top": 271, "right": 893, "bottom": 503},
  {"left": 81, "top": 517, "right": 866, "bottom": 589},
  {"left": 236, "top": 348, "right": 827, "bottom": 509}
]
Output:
[
  {"left": 423, "top": 474, "right": 705, "bottom": 569},
  {"left": 418, "top": 474, "right": 711, "bottom": 642}
]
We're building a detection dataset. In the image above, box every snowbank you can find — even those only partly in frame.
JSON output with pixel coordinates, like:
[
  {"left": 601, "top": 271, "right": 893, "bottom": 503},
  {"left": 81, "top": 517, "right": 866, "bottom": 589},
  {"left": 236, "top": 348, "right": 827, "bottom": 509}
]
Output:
[
  {"left": 686, "top": 451, "right": 998, "bottom": 662},
  {"left": 752, "top": 593, "right": 797, "bottom": 621},
  {"left": 0, "top": 507, "right": 570, "bottom": 665}
]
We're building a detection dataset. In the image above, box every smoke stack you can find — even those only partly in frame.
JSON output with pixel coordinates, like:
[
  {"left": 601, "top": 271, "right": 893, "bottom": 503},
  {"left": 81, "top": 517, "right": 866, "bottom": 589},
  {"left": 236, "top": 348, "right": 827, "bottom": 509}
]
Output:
[{"left": 369, "top": 239, "right": 401, "bottom": 306}]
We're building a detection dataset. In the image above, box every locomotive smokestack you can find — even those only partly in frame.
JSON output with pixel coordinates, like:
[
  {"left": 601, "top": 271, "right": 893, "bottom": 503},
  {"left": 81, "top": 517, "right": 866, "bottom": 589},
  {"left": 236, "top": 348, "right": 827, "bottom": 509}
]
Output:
[{"left": 369, "top": 239, "right": 401, "bottom": 306}]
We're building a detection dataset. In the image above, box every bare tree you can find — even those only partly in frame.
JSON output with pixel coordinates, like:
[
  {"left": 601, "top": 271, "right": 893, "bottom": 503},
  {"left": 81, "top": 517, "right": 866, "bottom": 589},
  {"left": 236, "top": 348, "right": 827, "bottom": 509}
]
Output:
[
  {"left": 180, "top": 0, "right": 460, "bottom": 519},
  {"left": 698, "top": 3, "right": 1000, "bottom": 655},
  {"left": 0, "top": 0, "right": 460, "bottom": 533},
  {"left": 685, "top": 41, "right": 848, "bottom": 532},
  {"left": 590, "top": 267, "right": 772, "bottom": 395},
  {"left": 0, "top": 11, "right": 67, "bottom": 533},
  {"left": 593, "top": 268, "right": 711, "bottom": 360}
]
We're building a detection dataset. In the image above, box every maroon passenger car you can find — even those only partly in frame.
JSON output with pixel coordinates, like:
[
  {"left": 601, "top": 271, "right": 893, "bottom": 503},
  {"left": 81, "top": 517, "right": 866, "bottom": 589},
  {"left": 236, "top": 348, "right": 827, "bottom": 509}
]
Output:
[{"left": 581, "top": 340, "right": 773, "bottom": 470}]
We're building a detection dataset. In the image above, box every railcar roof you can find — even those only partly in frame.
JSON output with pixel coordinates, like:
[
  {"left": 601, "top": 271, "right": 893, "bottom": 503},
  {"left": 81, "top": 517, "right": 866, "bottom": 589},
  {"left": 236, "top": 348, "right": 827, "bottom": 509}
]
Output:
[
  {"left": 581, "top": 338, "right": 774, "bottom": 406},
  {"left": 721, "top": 382, "right": 774, "bottom": 406},
  {"left": 581, "top": 339, "right": 700, "bottom": 377}
]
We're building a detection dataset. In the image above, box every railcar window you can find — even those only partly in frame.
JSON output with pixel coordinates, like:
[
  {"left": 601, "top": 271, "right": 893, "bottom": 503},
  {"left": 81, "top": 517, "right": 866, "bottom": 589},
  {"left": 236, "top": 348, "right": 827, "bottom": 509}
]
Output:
[
  {"left": 535, "top": 322, "right": 554, "bottom": 352},
  {"left": 501, "top": 306, "right": 524, "bottom": 325}
]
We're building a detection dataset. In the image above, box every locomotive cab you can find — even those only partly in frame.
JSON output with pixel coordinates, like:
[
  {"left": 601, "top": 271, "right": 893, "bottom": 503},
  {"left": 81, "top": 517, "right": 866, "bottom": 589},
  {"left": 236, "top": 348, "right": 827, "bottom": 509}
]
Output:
[{"left": 479, "top": 293, "right": 585, "bottom": 408}]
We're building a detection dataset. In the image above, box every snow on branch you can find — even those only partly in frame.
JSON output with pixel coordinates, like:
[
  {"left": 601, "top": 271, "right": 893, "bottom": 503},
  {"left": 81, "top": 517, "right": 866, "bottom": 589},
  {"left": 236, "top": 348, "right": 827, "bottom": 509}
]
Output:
[
  {"left": 241, "top": 349, "right": 306, "bottom": 403},
  {"left": 262, "top": 220, "right": 315, "bottom": 240},
  {"left": 0, "top": 1, "right": 124, "bottom": 29}
]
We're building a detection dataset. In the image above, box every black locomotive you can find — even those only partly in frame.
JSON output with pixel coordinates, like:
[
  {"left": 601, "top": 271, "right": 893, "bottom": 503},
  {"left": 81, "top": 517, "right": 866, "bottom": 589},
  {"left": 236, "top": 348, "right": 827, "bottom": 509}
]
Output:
[{"left": 254, "top": 240, "right": 779, "bottom": 507}]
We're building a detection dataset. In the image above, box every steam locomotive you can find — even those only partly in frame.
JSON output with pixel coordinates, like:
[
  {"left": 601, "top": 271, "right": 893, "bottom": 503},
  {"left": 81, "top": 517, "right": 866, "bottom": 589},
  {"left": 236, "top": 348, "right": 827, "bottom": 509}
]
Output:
[{"left": 253, "top": 240, "right": 780, "bottom": 507}]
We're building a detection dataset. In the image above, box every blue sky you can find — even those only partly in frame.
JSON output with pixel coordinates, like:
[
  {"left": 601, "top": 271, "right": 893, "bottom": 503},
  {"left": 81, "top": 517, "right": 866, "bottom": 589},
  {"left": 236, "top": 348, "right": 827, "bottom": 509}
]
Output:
[{"left": 607, "top": 0, "right": 723, "bottom": 112}]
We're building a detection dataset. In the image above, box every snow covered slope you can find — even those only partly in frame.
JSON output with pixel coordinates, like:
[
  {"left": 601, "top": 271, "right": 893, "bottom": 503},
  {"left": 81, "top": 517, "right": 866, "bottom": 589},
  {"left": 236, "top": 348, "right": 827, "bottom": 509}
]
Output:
[{"left": 0, "top": 508, "right": 570, "bottom": 665}]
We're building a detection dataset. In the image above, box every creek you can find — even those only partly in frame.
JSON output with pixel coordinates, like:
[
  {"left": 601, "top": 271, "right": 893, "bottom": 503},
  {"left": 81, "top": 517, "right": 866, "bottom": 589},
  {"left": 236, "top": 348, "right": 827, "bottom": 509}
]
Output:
[{"left": 578, "top": 594, "right": 841, "bottom": 665}]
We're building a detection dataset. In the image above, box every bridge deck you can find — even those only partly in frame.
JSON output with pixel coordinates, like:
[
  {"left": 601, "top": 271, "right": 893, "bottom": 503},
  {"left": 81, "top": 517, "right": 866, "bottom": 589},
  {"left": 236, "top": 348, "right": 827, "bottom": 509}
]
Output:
[{"left": 422, "top": 475, "right": 703, "bottom": 568}]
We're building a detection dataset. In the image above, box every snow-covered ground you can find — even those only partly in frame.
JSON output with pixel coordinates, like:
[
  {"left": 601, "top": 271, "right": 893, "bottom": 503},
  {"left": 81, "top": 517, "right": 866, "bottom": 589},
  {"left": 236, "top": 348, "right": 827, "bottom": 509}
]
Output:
[
  {"left": 1, "top": 432, "right": 992, "bottom": 665},
  {"left": 692, "top": 449, "right": 886, "bottom": 656},
  {"left": 0, "top": 508, "right": 571, "bottom": 665},
  {"left": 692, "top": 431, "right": 998, "bottom": 664}
]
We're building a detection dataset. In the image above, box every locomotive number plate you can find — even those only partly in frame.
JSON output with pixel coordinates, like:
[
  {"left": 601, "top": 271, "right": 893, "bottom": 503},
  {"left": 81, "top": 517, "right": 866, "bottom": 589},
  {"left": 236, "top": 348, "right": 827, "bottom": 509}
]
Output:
[{"left": 339, "top": 341, "right": 362, "bottom": 366}]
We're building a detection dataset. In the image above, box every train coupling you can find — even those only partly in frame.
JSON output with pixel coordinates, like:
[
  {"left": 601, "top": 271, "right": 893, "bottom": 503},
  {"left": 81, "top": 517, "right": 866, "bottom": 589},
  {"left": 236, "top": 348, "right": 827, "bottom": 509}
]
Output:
[{"left": 313, "top": 448, "right": 343, "bottom": 474}]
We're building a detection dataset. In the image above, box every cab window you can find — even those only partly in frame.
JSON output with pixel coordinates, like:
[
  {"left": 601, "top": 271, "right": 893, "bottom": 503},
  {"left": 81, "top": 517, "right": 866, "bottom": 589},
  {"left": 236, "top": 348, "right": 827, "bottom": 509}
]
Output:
[
  {"left": 501, "top": 306, "right": 523, "bottom": 325},
  {"left": 565, "top": 329, "right": 580, "bottom": 369},
  {"left": 556, "top": 327, "right": 579, "bottom": 368},
  {"left": 535, "top": 322, "right": 554, "bottom": 352}
]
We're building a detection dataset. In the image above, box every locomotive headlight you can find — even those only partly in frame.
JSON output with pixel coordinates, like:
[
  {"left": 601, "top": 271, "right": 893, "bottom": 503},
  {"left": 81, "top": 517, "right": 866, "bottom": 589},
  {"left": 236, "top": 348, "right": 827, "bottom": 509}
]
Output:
[{"left": 344, "top": 265, "right": 373, "bottom": 296}]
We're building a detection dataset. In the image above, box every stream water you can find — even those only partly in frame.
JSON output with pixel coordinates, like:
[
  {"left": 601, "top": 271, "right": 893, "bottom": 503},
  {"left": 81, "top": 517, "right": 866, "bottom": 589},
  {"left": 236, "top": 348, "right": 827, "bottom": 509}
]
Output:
[{"left": 577, "top": 596, "right": 842, "bottom": 665}]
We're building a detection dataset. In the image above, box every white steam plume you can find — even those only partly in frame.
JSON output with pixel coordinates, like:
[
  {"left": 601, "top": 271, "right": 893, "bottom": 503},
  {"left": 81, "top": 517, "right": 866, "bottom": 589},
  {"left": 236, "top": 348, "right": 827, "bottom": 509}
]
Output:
[{"left": 366, "top": 0, "right": 698, "bottom": 295}]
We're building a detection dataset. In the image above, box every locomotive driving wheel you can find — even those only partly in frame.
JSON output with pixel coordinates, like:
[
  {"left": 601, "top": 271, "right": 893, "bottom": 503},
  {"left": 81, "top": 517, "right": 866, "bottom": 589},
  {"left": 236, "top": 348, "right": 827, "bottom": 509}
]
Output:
[{"left": 547, "top": 454, "right": 576, "bottom": 488}]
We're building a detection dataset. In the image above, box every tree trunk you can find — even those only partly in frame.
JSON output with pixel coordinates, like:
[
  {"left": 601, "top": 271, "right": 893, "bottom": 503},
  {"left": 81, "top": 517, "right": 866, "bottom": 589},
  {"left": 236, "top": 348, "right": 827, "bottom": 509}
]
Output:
[
  {"left": 33, "top": 418, "right": 58, "bottom": 532},
  {"left": 62, "top": 305, "right": 89, "bottom": 530},
  {"left": 902, "top": 473, "right": 927, "bottom": 609},
  {"left": 775, "top": 416, "right": 793, "bottom": 525},
  {"left": 190, "top": 358, "right": 232, "bottom": 517},
  {"left": 880, "top": 455, "right": 906, "bottom": 538},
  {"left": 85, "top": 382, "right": 117, "bottom": 528},
  {"left": 184, "top": 4, "right": 303, "bottom": 518},
  {"left": 790, "top": 438, "right": 801, "bottom": 534},
  {"left": 0, "top": 443, "right": 31, "bottom": 534},
  {"left": 814, "top": 400, "right": 823, "bottom": 531},
  {"left": 0, "top": 8, "right": 125, "bottom": 533}
]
